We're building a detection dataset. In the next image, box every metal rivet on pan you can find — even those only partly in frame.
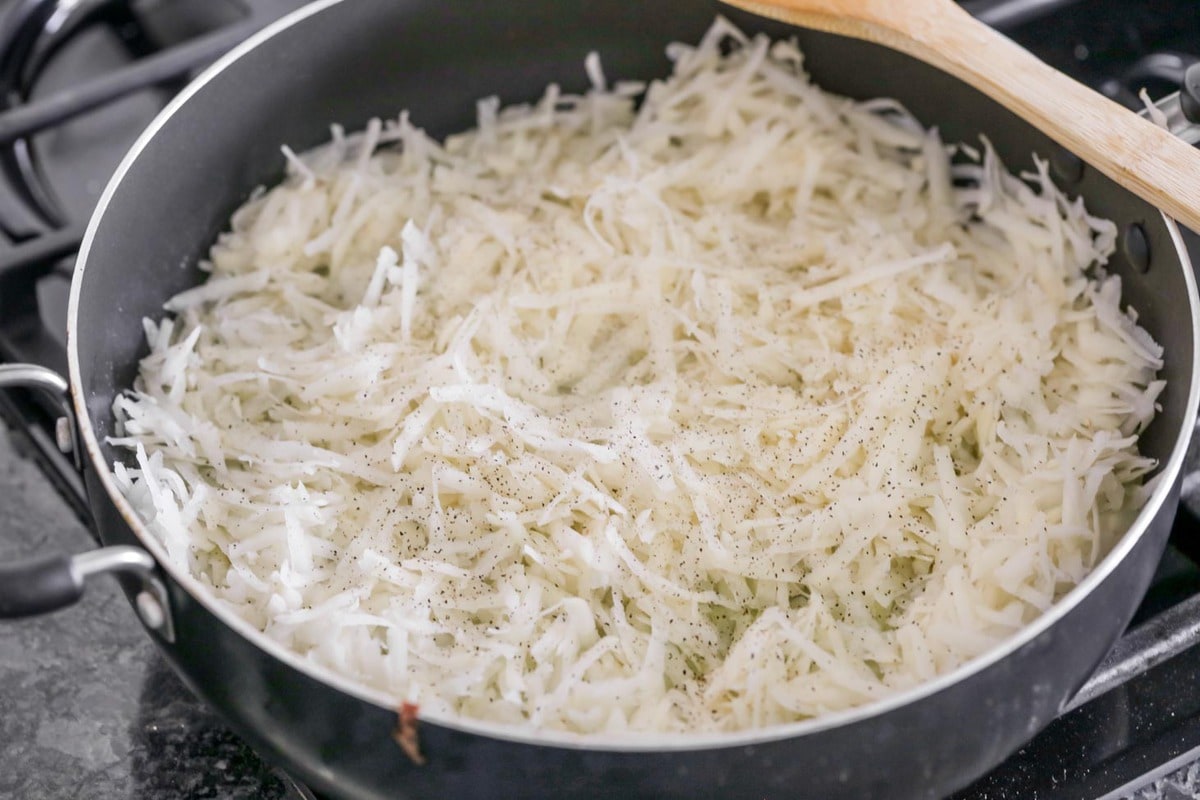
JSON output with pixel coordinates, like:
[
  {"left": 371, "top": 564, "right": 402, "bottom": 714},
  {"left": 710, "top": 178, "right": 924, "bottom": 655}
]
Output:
[
  {"left": 55, "top": 417, "right": 73, "bottom": 453},
  {"left": 1050, "top": 146, "right": 1084, "bottom": 184},
  {"left": 1123, "top": 223, "right": 1151, "bottom": 273},
  {"left": 135, "top": 590, "right": 166, "bottom": 630}
]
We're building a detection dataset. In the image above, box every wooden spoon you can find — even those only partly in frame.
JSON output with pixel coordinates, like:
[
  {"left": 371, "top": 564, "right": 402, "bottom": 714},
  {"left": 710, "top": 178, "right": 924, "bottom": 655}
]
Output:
[{"left": 721, "top": 0, "right": 1200, "bottom": 231}]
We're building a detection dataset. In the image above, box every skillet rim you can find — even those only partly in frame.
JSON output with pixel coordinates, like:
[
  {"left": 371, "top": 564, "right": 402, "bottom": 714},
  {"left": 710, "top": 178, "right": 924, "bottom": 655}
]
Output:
[{"left": 64, "top": 0, "right": 1200, "bottom": 752}]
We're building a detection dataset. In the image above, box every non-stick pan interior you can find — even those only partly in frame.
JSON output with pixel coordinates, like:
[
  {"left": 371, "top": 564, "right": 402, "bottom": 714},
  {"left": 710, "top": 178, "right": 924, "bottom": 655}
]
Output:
[{"left": 74, "top": 0, "right": 1194, "bottom": 476}]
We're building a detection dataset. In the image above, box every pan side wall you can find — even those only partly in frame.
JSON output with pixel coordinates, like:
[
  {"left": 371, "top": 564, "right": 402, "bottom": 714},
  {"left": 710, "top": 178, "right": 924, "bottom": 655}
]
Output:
[{"left": 86, "top": 463, "right": 1180, "bottom": 800}]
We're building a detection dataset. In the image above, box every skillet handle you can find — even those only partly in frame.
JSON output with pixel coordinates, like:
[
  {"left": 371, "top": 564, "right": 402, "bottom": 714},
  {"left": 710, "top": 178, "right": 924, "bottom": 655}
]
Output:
[
  {"left": 0, "top": 547, "right": 176, "bottom": 641},
  {"left": 0, "top": 364, "right": 175, "bottom": 641},
  {"left": 0, "top": 554, "right": 81, "bottom": 616},
  {"left": 0, "top": 363, "right": 81, "bottom": 467},
  {"left": 0, "top": 547, "right": 167, "bottom": 623}
]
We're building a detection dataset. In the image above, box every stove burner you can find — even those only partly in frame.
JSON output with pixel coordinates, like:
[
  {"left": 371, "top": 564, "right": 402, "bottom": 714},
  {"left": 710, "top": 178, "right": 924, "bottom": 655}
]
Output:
[
  {"left": 0, "top": 0, "right": 307, "bottom": 521},
  {"left": 0, "top": 0, "right": 267, "bottom": 243},
  {"left": 2, "top": 0, "right": 157, "bottom": 235}
]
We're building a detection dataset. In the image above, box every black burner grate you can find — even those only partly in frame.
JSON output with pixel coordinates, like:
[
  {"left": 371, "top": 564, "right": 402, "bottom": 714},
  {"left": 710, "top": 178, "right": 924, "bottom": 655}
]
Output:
[{"left": 0, "top": 0, "right": 310, "bottom": 521}]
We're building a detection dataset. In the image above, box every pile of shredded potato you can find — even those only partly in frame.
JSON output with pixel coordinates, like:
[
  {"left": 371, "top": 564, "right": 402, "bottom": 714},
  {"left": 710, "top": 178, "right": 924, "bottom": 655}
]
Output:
[{"left": 111, "top": 18, "right": 1164, "bottom": 733}]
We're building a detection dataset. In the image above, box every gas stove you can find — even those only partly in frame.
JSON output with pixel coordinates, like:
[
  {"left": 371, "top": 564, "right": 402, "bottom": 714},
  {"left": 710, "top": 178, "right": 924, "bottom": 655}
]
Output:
[{"left": 2, "top": 1, "right": 1200, "bottom": 798}]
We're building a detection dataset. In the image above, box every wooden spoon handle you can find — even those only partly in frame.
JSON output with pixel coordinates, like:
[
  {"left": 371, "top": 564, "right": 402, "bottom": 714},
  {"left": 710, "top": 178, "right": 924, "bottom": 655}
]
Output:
[{"left": 725, "top": 0, "right": 1200, "bottom": 231}]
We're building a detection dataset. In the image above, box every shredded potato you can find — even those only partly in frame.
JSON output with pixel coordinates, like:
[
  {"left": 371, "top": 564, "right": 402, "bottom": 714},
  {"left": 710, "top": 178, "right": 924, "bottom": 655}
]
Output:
[{"left": 111, "top": 18, "right": 1164, "bottom": 733}]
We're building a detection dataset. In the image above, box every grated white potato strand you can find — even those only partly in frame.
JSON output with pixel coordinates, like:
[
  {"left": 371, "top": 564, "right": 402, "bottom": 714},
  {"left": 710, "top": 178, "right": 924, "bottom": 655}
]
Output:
[{"left": 110, "top": 18, "right": 1164, "bottom": 734}]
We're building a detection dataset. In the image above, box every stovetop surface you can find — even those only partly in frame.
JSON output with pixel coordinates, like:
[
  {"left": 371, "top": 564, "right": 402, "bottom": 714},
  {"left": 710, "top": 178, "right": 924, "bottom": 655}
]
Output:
[{"left": 3, "top": 1, "right": 1200, "bottom": 798}]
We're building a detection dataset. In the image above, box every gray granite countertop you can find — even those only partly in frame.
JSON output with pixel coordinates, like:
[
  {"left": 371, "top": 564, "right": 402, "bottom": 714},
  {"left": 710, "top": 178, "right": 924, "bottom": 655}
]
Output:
[{"left": 0, "top": 426, "right": 284, "bottom": 800}]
